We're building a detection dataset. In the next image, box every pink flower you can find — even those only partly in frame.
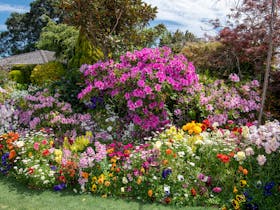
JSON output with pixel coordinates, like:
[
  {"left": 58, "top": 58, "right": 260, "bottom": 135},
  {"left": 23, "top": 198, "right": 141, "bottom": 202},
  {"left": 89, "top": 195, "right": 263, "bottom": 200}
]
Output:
[
  {"left": 212, "top": 187, "right": 222, "bottom": 193},
  {"left": 257, "top": 154, "right": 266, "bottom": 166},
  {"left": 229, "top": 73, "right": 240, "bottom": 82},
  {"left": 41, "top": 139, "right": 48, "bottom": 145},
  {"left": 33, "top": 142, "right": 40, "bottom": 151},
  {"left": 245, "top": 147, "right": 254, "bottom": 156},
  {"left": 137, "top": 80, "right": 145, "bottom": 87},
  {"left": 155, "top": 84, "right": 162, "bottom": 92}
]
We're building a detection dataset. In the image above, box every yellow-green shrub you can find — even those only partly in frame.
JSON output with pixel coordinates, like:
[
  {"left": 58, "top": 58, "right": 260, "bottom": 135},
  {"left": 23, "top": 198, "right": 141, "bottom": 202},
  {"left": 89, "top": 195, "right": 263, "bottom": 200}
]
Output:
[
  {"left": 11, "top": 64, "right": 35, "bottom": 84},
  {"left": 31, "top": 61, "right": 66, "bottom": 86},
  {"left": 9, "top": 70, "right": 25, "bottom": 84}
]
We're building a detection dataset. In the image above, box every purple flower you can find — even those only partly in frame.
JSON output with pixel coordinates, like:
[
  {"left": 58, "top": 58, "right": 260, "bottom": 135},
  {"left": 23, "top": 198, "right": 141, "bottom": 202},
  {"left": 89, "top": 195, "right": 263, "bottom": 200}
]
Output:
[
  {"left": 53, "top": 183, "right": 66, "bottom": 191},
  {"left": 162, "top": 168, "right": 172, "bottom": 179}
]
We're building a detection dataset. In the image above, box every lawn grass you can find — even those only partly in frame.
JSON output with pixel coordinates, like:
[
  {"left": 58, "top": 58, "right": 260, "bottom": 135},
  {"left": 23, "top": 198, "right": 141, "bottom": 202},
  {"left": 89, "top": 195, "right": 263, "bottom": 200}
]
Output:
[{"left": 0, "top": 176, "right": 218, "bottom": 210}]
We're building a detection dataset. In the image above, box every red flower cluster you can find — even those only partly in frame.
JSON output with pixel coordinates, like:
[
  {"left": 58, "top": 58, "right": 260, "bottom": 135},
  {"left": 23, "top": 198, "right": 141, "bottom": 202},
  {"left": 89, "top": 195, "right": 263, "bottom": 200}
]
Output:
[{"left": 217, "top": 154, "right": 231, "bottom": 163}]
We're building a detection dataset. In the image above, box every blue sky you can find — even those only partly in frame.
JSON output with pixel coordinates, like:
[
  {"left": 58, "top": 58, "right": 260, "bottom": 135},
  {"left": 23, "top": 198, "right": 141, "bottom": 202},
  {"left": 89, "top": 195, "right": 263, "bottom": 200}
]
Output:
[{"left": 0, "top": 0, "right": 234, "bottom": 37}]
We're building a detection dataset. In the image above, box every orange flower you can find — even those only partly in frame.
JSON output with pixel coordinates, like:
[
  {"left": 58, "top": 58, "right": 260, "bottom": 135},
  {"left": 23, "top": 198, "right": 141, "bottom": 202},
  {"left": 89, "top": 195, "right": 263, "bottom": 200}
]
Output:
[
  {"left": 242, "top": 169, "right": 248, "bottom": 175},
  {"left": 162, "top": 159, "right": 168, "bottom": 165},
  {"left": 165, "top": 148, "right": 173, "bottom": 155},
  {"left": 104, "top": 181, "right": 111, "bottom": 187},
  {"left": 8, "top": 149, "right": 16, "bottom": 160},
  {"left": 191, "top": 187, "right": 197, "bottom": 196},
  {"left": 81, "top": 172, "right": 89, "bottom": 179},
  {"left": 164, "top": 197, "right": 171, "bottom": 204},
  {"left": 148, "top": 189, "right": 153, "bottom": 197},
  {"left": 238, "top": 165, "right": 244, "bottom": 172}
]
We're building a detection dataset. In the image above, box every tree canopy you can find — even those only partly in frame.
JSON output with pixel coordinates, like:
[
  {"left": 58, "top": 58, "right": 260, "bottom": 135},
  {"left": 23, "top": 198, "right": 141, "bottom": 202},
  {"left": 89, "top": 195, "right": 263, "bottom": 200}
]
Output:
[
  {"left": 60, "top": 0, "right": 158, "bottom": 59},
  {"left": 0, "top": 0, "right": 63, "bottom": 57}
]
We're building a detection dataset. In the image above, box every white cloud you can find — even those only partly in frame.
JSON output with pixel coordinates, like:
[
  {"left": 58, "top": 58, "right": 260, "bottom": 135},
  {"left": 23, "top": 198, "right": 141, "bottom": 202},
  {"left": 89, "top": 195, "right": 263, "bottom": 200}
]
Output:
[
  {"left": 144, "top": 0, "right": 236, "bottom": 37},
  {"left": 0, "top": 3, "right": 29, "bottom": 13}
]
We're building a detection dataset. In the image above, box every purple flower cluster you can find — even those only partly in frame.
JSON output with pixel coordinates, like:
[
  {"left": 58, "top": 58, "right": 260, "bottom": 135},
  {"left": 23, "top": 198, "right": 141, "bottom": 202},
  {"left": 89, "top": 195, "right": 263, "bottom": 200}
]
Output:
[
  {"left": 78, "top": 47, "right": 199, "bottom": 132},
  {"left": 16, "top": 89, "right": 94, "bottom": 140}
]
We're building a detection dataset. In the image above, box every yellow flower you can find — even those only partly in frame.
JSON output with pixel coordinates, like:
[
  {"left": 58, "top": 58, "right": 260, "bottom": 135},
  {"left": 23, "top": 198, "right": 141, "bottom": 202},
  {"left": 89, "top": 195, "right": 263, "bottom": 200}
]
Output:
[
  {"left": 92, "top": 176, "right": 97, "bottom": 184},
  {"left": 232, "top": 199, "right": 240, "bottom": 209},
  {"left": 193, "top": 126, "right": 202, "bottom": 134},
  {"left": 233, "top": 186, "right": 238, "bottom": 193},
  {"left": 137, "top": 177, "right": 142, "bottom": 185},
  {"left": 91, "top": 184, "right": 97, "bottom": 192},
  {"left": 28, "top": 152, "right": 33, "bottom": 157},
  {"left": 236, "top": 194, "right": 246, "bottom": 203},
  {"left": 240, "top": 180, "right": 247, "bottom": 187},
  {"left": 221, "top": 206, "right": 227, "bottom": 210}
]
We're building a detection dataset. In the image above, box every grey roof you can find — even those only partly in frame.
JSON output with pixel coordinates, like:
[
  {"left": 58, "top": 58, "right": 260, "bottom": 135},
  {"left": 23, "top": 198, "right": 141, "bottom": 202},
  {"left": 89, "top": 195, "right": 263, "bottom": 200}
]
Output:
[{"left": 0, "top": 50, "right": 56, "bottom": 68}]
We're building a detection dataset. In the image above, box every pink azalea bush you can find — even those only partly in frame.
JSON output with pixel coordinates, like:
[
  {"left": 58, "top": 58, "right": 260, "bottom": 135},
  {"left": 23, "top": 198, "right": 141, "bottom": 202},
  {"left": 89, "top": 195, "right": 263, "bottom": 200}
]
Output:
[
  {"left": 173, "top": 74, "right": 261, "bottom": 127},
  {"left": 78, "top": 47, "right": 199, "bottom": 132}
]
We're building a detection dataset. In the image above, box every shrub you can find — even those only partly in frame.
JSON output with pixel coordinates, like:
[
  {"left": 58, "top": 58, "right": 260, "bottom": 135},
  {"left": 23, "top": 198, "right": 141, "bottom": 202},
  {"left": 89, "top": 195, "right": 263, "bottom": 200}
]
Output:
[
  {"left": 172, "top": 74, "right": 261, "bottom": 127},
  {"left": 8, "top": 70, "right": 25, "bottom": 84},
  {"left": 78, "top": 47, "right": 199, "bottom": 134},
  {"left": 30, "top": 61, "right": 66, "bottom": 86},
  {"left": 10, "top": 64, "right": 35, "bottom": 84}
]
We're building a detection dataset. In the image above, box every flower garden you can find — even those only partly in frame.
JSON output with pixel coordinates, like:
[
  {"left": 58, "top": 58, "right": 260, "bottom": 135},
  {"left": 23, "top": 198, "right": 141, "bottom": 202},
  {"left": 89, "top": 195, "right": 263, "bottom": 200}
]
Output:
[{"left": 0, "top": 47, "right": 279, "bottom": 210}]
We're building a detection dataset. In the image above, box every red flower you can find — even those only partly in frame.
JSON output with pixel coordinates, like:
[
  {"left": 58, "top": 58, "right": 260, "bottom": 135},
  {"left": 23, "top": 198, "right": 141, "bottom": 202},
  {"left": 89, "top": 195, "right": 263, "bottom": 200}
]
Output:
[
  {"left": 28, "top": 168, "right": 34, "bottom": 174},
  {"left": 0, "top": 144, "right": 3, "bottom": 149},
  {"left": 59, "top": 175, "right": 66, "bottom": 183},
  {"left": 42, "top": 149, "right": 50, "bottom": 156},
  {"left": 217, "top": 154, "right": 231, "bottom": 163},
  {"left": 191, "top": 187, "right": 197, "bottom": 196}
]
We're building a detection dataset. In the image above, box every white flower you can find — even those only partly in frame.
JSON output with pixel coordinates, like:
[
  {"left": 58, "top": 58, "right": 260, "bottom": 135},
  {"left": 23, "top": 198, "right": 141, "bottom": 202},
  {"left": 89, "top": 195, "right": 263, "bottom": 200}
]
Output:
[
  {"left": 107, "top": 126, "right": 113, "bottom": 132},
  {"left": 153, "top": 141, "right": 162, "bottom": 149},
  {"left": 121, "top": 187, "right": 125, "bottom": 193},
  {"left": 177, "top": 174, "right": 184, "bottom": 181},
  {"left": 188, "top": 161, "right": 195, "bottom": 167},
  {"left": 41, "top": 176, "right": 46, "bottom": 181},
  {"left": 14, "top": 141, "right": 24, "bottom": 148},
  {"left": 178, "top": 151, "right": 185, "bottom": 157},
  {"left": 43, "top": 180, "right": 50, "bottom": 185},
  {"left": 122, "top": 177, "right": 128, "bottom": 184},
  {"left": 164, "top": 185, "right": 170, "bottom": 195},
  {"left": 234, "top": 151, "right": 246, "bottom": 162}
]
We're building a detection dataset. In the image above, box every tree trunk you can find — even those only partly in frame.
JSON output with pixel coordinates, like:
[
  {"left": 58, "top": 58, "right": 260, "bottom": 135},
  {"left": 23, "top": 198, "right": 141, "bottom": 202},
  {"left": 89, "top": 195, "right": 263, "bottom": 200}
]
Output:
[{"left": 258, "top": 0, "right": 276, "bottom": 125}]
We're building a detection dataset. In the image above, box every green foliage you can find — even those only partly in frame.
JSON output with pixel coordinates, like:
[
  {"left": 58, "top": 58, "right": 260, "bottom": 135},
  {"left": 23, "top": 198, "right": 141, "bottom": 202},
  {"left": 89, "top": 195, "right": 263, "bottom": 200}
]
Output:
[
  {"left": 159, "top": 29, "right": 198, "bottom": 53},
  {"left": 0, "top": 70, "right": 9, "bottom": 85},
  {"left": 61, "top": 0, "right": 157, "bottom": 59},
  {"left": 49, "top": 67, "right": 87, "bottom": 112},
  {"left": 68, "top": 33, "right": 103, "bottom": 68},
  {"left": 8, "top": 70, "right": 24, "bottom": 84},
  {"left": 0, "top": 0, "right": 63, "bottom": 56},
  {"left": 37, "top": 20, "right": 79, "bottom": 62},
  {"left": 30, "top": 61, "right": 66, "bottom": 86},
  {"left": 10, "top": 64, "right": 35, "bottom": 84}
]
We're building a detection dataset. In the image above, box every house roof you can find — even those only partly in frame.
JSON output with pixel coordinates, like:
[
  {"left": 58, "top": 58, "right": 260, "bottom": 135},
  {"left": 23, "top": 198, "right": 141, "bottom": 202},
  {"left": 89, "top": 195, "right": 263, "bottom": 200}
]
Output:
[{"left": 0, "top": 50, "right": 56, "bottom": 69}]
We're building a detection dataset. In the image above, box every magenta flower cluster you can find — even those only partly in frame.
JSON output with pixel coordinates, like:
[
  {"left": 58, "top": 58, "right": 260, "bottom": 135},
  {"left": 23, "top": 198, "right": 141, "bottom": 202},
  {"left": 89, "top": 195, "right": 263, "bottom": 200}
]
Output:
[{"left": 78, "top": 47, "right": 199, "bottom": 131}]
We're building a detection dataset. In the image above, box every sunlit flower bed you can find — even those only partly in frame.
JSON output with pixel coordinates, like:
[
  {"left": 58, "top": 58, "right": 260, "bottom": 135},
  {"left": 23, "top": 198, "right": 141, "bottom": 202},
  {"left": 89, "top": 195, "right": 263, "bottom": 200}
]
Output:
[{"left": 1, "top": 120, "right": 279, "bottom": 210}]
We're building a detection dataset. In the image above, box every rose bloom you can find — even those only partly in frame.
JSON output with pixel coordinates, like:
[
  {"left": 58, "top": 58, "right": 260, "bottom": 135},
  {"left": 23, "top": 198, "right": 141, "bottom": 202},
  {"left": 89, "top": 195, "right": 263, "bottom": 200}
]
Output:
[
  {"left": 212, "top": 187, "right": 222, "bottom": 193},
  {"left": 245, "top": 147, "right": 254, "bottom": 156}
]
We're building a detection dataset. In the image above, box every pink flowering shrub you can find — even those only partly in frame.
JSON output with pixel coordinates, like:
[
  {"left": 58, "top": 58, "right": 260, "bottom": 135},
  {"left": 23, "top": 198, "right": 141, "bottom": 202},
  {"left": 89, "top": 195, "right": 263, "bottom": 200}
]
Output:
[
  {"left": 78, "top": 47, "right": 198, "bottom": 132},
  {"left": 16, "top": 89, "right": 94, "bottom": 140},
  {"left": 174, "top": 74, "right": 261, "bottom": 127}
]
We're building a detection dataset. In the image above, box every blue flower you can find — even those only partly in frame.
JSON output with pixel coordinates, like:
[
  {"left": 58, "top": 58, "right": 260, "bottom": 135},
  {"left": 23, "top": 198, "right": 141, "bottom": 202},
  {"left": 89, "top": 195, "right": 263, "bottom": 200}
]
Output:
[
  {"left": 53, "top": 183, "right": 66, "bottom": 191},
  {"left": 162, "top": 168, "right": 172, "bottom": 179}
]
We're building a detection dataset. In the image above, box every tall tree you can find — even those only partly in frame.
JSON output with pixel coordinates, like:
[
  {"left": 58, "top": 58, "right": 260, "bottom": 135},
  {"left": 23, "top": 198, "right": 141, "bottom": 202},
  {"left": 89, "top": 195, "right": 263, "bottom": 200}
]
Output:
[
  {"left": 60, "top": 0, "right": 158, "bottom": 59},
  {"left": 37, "top": 20, "right": 79, "bottom": 62},
  {"left": 159, "top": 29, "right": 198, "bottom": 53},
  {"left": 258, "top": 0, "right": 277, "bottom": 124},
  {"left": 212, "top": 0, "right": 280, "bottom": 79},
  {"left": 0, "top": 0, "right": 63, "bottom": 56}
]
